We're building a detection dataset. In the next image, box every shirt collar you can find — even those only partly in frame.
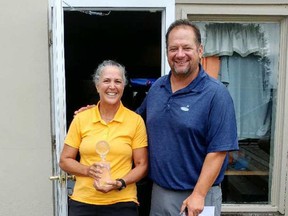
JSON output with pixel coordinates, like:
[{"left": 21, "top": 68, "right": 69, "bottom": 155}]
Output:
[
  {"left": 93, "top": 102, "right": 125, "bottom": 123},
  {"left": 160, "top": 64, "right": 207, "bottom": 93}
]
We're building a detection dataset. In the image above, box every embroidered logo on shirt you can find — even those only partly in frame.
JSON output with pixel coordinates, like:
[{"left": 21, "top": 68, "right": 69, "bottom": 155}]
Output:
[{"left": 180, "top": 105, "right": 190, "bottom": 111}]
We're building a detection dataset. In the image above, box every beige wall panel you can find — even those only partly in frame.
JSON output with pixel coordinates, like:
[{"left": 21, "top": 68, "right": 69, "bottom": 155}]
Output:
[{"left": 0, "top": 0, "right": 53, "bottom": 215}]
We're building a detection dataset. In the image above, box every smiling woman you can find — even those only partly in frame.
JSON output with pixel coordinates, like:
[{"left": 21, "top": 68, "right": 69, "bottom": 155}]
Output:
[
  {"left": 61, "top": 9, "right": 165, "bottom": 216},
  {"left": 59, "top": 60, "right": 148, "bottom": 216},
  {"left": 93, "top": 60, "right": 127, "bottom": 123},
  {"left": 50, "top": 2, "right": 174, "bottom": 215}
]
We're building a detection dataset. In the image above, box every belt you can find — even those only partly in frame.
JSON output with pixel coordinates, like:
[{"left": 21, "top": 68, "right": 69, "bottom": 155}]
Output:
[{"left": 212, "top": 183, "right": 221, "bottom": 187}]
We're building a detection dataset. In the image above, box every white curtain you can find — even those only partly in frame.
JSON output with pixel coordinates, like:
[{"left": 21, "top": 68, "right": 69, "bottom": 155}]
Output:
[
  {"left": 220, "top": 54, "right": 271, "bottom": 139},
  {"left": 203, "top": 23, "right": 266, "bottom": 58}
]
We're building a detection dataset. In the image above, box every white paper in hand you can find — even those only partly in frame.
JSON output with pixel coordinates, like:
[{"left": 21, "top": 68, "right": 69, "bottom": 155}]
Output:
[{"left": 199, "top": 206, "right": 215, "bottom": 216}]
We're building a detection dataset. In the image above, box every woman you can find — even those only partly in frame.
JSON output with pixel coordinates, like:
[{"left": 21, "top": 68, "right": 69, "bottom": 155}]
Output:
[{"left": 60, "top": 60, "right": 148, "bottom": 216}]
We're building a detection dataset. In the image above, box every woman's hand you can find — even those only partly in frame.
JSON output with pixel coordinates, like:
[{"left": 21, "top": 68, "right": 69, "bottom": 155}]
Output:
[
  {"left": 93, "top": 179, "right": 120, "bottom": 193},
  {"left": 88, "top": 163, "right": 106, "bottom": 180},
  {"left": 89, "top": 162, "right": 120, "bottom": 193}
]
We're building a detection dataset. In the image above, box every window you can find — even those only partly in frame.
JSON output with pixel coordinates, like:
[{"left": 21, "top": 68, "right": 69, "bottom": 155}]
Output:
[
  {"left": 195, "top": 21, "right": 280, "bottom": 204},
  {"left": 177, "top": 2, "right": 288, "bottom": 213},
  {"left": 187, "top": 22, "right": 280, "bottom": 211}
]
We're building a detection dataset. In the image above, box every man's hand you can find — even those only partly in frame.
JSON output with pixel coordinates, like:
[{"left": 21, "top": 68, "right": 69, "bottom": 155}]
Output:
[
  {"left": 180, "top": 191, "right": 205, "bottom": 216},
  {"left": 74, "top": 104, "right": 95, "bottom": 116}
]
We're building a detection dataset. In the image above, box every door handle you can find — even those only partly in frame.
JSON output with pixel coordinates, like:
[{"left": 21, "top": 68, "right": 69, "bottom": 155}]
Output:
[{"left": 49, "top": 174, "right": 65, "bottom": 183}]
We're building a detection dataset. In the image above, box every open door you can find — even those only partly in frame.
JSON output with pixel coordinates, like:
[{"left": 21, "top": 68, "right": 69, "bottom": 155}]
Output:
[
  {"left": 49, "top": 0, "right": 69, "bottom": 216},
  {"left": 49, "top": 0, "right": 175, "bottom": 215}
]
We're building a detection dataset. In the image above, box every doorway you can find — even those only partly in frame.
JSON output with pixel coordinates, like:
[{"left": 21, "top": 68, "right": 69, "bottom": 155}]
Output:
[
  {"left": 50, "top": 0, "right": 174, "bottom": 215},
  {"left": 63, "top": 10, "right": 162, "bottom": 215},
  {"left": 64, "top": 10, "right": 162, "bottom": 125}
]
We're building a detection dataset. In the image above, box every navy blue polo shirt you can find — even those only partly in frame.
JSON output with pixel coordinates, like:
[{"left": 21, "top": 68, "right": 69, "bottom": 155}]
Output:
[{"left": 137, "top": 65, "right": 238, "bottom": 190}]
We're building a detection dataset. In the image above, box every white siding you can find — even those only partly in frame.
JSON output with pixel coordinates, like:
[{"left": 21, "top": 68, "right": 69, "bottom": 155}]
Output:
[{"left": 0, "top": 0, "right": 53, "bottom": 215}]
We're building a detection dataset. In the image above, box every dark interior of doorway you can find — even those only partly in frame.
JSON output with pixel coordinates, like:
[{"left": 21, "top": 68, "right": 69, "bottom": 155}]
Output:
[
  {"left": 64, "top": 10, "right": 161, "bottom": 216},
  {"left": 64, "top": 10, "right": 162, "bottom": 125}
]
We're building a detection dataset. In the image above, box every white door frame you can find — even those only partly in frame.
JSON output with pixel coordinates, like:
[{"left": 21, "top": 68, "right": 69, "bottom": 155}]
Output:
[
  {"left": 49, "top": 0, "right": 68, "bottom": 215},
  {"left": 63, "top": 0, "right": 175, "bottom": 75},
  {"left": 49, "top": 1, "right": 175, "bottom": 215}
]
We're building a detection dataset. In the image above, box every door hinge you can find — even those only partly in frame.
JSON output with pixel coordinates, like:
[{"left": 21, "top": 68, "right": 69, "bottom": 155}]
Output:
[
  {"left": 52, "top": 134, "right": 56, "bottom": 149},
  {"left": 49, "top": 30, "right": 53, "bottom": 47}
]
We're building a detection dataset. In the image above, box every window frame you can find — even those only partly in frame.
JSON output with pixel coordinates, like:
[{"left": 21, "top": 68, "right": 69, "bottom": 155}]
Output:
[{"left": 176, "top": 2, "right": 288, "bottom": 214}]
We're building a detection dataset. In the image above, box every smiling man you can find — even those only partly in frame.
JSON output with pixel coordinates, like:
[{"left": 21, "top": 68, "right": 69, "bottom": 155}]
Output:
[{"left": 136, "top": 19, "right": 239, "bottom": 216}]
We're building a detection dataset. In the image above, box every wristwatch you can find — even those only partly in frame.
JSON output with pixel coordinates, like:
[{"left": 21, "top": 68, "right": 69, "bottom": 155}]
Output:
[{"left": 116, "top": 178, "right": 126, "bottom": 191}]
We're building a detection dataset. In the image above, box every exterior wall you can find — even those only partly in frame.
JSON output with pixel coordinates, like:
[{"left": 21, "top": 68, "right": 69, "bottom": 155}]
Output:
[
  {"left": 0, "top": 0, "right": 53, "bottom": 216},
  {"left": 0, "top": 0, "right": 287, "bottom": 215}
]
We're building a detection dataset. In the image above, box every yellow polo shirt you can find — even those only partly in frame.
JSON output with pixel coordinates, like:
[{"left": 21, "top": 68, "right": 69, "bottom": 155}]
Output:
[{"left": 64, "top": 102, "right": 147, "bottom": 205}]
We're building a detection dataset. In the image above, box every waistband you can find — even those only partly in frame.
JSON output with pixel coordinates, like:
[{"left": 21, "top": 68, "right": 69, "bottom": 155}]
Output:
[{"left": 212, "top": 183, "right": 221, "bottom": 187}]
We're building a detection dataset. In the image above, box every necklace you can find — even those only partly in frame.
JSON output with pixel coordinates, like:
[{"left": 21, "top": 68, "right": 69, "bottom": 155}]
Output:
[
  {"left": 98, "top": 104, "right": 117, "bottom": 123},
  {"left": 102, "top": 116, "right": 113, "bottom": 123},
  {"left": 100, "top": 112, "right": 114, "bottom": 123}
]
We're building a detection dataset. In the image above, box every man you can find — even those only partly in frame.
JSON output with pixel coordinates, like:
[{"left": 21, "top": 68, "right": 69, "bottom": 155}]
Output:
[{"left": 136, "top": 19, "right": 238, "bottom": 216}]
